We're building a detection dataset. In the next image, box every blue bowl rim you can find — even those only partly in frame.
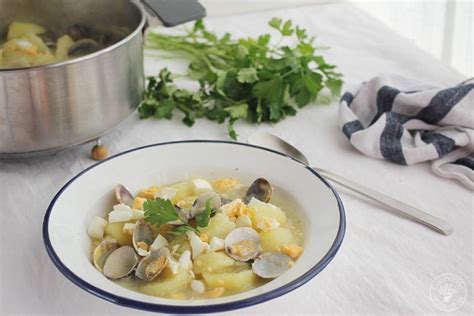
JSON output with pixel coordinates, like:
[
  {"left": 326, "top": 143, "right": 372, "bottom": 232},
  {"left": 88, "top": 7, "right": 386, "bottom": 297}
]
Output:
[{"left": 42, "top": 140, "right": 346, "bottom": 314}]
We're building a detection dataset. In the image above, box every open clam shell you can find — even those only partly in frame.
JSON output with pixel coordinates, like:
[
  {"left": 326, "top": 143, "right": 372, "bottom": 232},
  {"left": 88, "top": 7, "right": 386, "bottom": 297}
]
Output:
[
  {"left": 135, "top": 247, "right": 170, "bottom": 281},
  {"left": 102, "top": 246, "right": 139, "bottom": 279},
  {"left": 224, "top": 227, "right": 261, "bottom": 261},
  {"left": 132, "top": 220, "right": 155, "bottom": 256},
  {"left": 252, "top": 252, "right": 292, "bottom": 278},
  {"left": 115, "top": 184, "right": 134, "bottom": 206},
  {"left": 191, "top": 191, "right": 221, "bottom": 217},
  {"left": 92, "top": 239, "right": 118, "bottom": 272},
  {"left": 244, "top": 178, "right": 272, "bottom": 203}
]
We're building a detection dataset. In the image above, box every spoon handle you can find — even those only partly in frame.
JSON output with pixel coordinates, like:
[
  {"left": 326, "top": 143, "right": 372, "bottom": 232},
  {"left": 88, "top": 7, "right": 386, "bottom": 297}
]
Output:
[{"left": 313, "top": 167, "right": 453, "bottom": 235}]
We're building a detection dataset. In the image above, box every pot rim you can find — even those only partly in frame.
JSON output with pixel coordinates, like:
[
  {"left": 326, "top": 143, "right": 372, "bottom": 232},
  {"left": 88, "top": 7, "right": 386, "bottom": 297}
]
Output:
[{"left": 0, "top": 0, "right": 147, "bottom": 73}]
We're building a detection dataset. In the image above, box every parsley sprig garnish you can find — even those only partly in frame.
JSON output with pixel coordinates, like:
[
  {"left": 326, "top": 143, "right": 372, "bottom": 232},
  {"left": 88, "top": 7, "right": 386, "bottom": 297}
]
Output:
[
  {"left": 144, "top": 198, "right": 212, "bottom": 235},
  {"left": 139, "top": 18, "right": 343, "bottom": 139}
]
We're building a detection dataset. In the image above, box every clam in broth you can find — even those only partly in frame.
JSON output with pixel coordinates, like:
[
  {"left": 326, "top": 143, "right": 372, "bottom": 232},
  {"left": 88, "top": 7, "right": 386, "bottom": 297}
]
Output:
[{"left": 88, "top": 177, "right": 304, "bottom": 299}]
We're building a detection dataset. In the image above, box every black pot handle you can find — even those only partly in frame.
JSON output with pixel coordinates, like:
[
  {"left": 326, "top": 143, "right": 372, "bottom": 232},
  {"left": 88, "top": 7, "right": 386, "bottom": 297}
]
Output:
[{"left": 142, "top": 0, "right": 206, "bottom": 27}]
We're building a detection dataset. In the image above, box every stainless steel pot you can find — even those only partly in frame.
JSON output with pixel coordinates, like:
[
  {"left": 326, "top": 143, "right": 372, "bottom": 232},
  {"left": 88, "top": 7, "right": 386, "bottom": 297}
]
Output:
[{"left": 0, "top": 0, "right": 205, "bottom": 157}]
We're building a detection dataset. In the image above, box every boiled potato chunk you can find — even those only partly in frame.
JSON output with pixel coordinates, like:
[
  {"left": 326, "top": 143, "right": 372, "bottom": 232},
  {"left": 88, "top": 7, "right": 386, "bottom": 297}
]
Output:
[
  {"left": 200, "top": 213, "right": 235, "bottom": 240},
  {"left": 7, "top": 22, "right": 46, "bottom": 40},
  {"left": 193, "top": 252, "right": 236, "bottom": 275},
  {"left": 23, "top": 33, "right": 48, "bottom": 53},
  {"left": 248, "top": 198, "right": 287, "bottom": 227},
  {"left": 2, "top": 36, "right": 54, "bottom": 67},
  {"left": 32, "top": 53, "right": 56, "bottom": 66},
  {"left": 259, "top": 227, "right": 294, "bottom": 252},
  {"left": 169, "top": 181, "right": 194, "bottom": 204},
  {"left": 167, "top": 234, "right": 191, "bottom": 255},
  {"left": 202, "top": 270, "right": 257, "bottom": 291},
  {"left": 2, "top": 46, "right": 31, "bottom": 68},
  {"left": 56, "top": 35, "right": 74, "bottom": 61},
  {"left": 142, "top": 267, "right": 192, "bottom": 297},
  {"left": 104, "top": 222, "right": 132, "bottom": 246}
]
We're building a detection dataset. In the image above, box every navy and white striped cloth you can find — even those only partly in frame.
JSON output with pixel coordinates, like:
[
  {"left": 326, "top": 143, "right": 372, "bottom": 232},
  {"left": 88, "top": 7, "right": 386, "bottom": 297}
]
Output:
[{"left": 338, "top": 75, "right": 474, "bottom": 190}]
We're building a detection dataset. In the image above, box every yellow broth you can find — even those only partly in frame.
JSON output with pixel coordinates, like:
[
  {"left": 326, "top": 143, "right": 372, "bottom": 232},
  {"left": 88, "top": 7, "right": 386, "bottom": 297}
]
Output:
[{"left": 89, "top": 177, "right": 305, "bottom": 300}]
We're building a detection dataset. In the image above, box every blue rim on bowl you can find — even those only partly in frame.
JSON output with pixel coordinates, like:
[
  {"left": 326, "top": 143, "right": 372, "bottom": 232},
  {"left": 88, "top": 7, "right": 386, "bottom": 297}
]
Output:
[{"left": 42, "top": 140, "right": 346, "bottom": 313}]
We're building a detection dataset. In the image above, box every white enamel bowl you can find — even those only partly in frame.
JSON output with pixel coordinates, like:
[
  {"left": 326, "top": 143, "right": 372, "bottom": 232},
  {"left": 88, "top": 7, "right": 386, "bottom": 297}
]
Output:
[{"left": 43, "top": 141, "right": 345, "bottom": 313}]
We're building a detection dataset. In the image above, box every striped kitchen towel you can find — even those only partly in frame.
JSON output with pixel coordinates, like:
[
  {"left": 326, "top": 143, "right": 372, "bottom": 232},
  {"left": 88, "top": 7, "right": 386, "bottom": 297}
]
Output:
[{"left": 338, "top": 74, "right": 474, "bottom": 190}]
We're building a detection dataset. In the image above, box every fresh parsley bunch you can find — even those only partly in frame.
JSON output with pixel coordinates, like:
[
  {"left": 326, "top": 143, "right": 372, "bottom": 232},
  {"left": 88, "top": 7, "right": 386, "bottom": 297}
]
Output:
[{"left": 139, "top": 18, "right": 343, "bottom": 139}]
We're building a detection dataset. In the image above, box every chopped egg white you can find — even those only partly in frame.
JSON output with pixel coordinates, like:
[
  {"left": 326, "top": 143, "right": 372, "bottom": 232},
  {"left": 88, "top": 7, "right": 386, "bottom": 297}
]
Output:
[
  {"left": 113, "top": 204, "right": 133, "bottom": 213},
  {"left": 209, "top": 237, "right": 225, "bottom": 252},
  {"left": 150, "top": 234, "right": 168, "bottom": 251},
  {"left": 108, "top": 210, "right": 133, "bottom": 223},
  {"left": 155, "top": 187, "right": 178, "bottom": 200},
  {"left": 87, "top": 216, "right": 108, "bottom": 239},
  {"left": 220, "top": 199, "right": 249, "bottom": 221},
  {"left": 191, "top": 280, "right": 206, "bottom": 294},
  {"left": 191, "top": 179, "right": 213, "bottom": 195},
  {"left": 178, "top": 250, "right": 193, "bottom": 270},
  {"left": 167, "top": 257, "right": 179, "bottom": 275},
  {"left": 170, "top": 244, "right": 180, "bottom": 255},
  {"left": 122, "top": 223, "right": 136, "bottom": 235},
  {"left": 131, "top": 209, "right": 145, "bottom": 220},
  {"left": 186, "top": 231, "right": 210, "bottom": 259}
]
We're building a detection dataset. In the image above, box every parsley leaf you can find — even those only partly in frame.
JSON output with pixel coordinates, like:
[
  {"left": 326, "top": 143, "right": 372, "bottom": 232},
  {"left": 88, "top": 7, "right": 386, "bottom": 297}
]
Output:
[
  {"left": 170, "top": 225, "right": 198, "bottom": 236},
  {"left": 144, "top": 198, "right": 180, "bottom": 227},
  {"left": 195, "top": 200, "right": 212, "bottom": 228},
  {"left": 140, "top": 18, "right": 343, "bottom": 139},
  {"left": 237, "top": 68, "right": 258, "bottom": 83}
]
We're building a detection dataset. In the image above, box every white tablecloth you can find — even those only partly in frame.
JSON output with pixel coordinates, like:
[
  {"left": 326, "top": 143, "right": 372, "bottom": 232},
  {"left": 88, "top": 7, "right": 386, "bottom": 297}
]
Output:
[{"left": 1, "top": 3, "right": 472, "bottom": 315}]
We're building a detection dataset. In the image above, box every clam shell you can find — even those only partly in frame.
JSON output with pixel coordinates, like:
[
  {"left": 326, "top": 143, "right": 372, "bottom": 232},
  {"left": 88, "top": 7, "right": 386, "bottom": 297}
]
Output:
[
  {"left": 135, "top": 247, "right": 170, "bottom": 281},
  {"left": 244, "top": 178, "right": 272, "bottom": 203},
  {"left": 115, "top": 184, "right": 134, "bottom": 206},
  {"left": 191, "top": 191, "right": 221, "bottom": 217},
  {"left": 252, "top": 252, "right": 292, "bottom": 278},
  {"left": 102, "top": 246, "right": 139, "bottom": 279},
  {"left": 224, "top": 227, "right": 261, "bottom": 261},
  {"left": 92, "top": 239, "right": 118, "bottom": 272},
  {"left": 132, "top": 220, "right": 155, "bottom": 256}
]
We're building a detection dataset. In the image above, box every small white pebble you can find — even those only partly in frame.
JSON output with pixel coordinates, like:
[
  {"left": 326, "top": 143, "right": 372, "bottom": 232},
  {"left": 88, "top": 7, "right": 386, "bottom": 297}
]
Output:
[
  {"left": 150, "top": 234, "right": 168, "bottom": 251},
  {"left": 87, "top": 216, "right": 108, "bottom": 239},
  {"left": 209, "top": 237, "right": 225, "bottom": 252},
  {"left": 191, "top": 280, "right": 206, "bottom": 294}
]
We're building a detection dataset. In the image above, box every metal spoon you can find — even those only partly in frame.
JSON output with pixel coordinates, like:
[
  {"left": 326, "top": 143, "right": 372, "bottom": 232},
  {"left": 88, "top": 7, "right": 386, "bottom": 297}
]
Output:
[{"left": 248, "top": 131, "right": 453, "bottom": 235}]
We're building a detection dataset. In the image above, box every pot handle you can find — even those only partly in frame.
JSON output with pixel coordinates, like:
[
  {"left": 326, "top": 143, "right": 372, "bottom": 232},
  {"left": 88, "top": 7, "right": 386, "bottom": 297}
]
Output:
[{"left": 141, "top": 0, "right": 206, "bottom": 27}]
